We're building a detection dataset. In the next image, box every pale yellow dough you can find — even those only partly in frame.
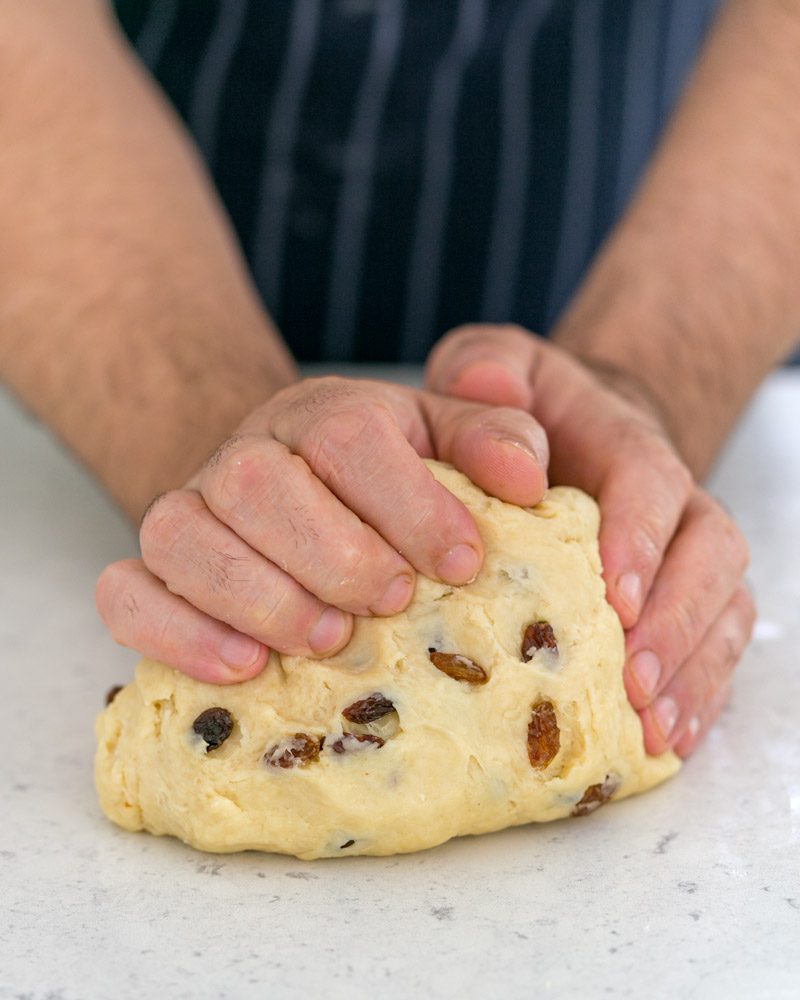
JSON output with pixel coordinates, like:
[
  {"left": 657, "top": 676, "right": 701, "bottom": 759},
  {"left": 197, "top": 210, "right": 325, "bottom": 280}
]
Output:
[{"left": 95, "top": 461, "right": 679, "bottom": 859}]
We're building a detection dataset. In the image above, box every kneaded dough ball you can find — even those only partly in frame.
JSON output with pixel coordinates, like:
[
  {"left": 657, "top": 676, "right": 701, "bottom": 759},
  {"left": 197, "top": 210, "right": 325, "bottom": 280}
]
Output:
[{"left": 95, "top": 461, "right": 679, "bottom": 859}]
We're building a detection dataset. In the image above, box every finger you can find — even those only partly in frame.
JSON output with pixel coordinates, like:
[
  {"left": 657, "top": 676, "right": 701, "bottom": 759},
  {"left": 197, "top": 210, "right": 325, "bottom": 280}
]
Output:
[
  {"left": 267, "top": 378, "right": 485, "bottom": 585},
  {"left": 624, "top": 493, "right": 749, "bottom": 711},
  {"left": 95, "top": 558, "right": 269, "bottom": 684},
  {"left": 420, "top": 393, "right": 549, "bottom": 506},
  {"left": 139, "top": 490, "right": 353, "bottom": 657},
  {"left": 429, "top": 331, "right": 695, "bottom": 632},
  {"left": 575, "top": 418, "right": 692, "bottom": 632},
  {"left": 199, "top": 434, "right": 416, "bottom": 616},
  {"left": 425, "top": 324, "right": 536, "bottom": 409},
  {"left": 639, "top": 585, "right": 755, "bottom": 756}
]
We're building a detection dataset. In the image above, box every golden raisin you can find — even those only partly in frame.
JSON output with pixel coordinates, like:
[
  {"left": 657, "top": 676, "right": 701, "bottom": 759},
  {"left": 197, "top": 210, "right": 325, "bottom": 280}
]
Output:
[
  {"left": 428, "top": 650, "right": 488, "bottom": 685},
  {"left": 264, "top": 733, "right": 321, "bottom": 769},
  {"left": 527, "top": 700, "right": 560, "bottom": 768},
  {"left": 572, "top": 774, "right": 620, "bottom": 816},
  {"left": 521, "top": 621, "right": 558, "bottom": 660},
  {"left": 342, "top": 693, "right": 395, "bottom": 724},
  {"left": 192, "top": 707, "right": 234, "bottom": 751}
]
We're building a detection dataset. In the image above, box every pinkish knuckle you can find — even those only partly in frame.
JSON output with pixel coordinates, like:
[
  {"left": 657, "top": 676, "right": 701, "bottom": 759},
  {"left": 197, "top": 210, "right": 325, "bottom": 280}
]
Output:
[
  {"left": 662, "top": 598, "right": 702, "bottom": 658},
  {"left": 140, "top": 490, "right": 194, "bottom": 557},
  {"left": 243, "top": 586, "right": 298, "bottom": 640},
  {"left": 95, "top": 563, "right": 141, "bottom": 642},
  {"left": 207, "top": 438, "right": 271, "bottom": 513},
  {"left": 630, "top": 516, "right": 664, "bottom": 567},
  {"left": 703, "top": 497, "right": 749, "bottom": 571},
  {"left": 305, "top": 401, "right": 393, "bottom": 476},
  {"left": 94, "top": 563, "right": 120, "bottom": 619}
]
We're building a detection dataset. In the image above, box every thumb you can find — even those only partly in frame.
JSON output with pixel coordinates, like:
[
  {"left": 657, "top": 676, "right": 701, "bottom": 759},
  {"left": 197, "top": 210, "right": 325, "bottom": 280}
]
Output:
[{"left": 424, "top": 324, "right": 538, "bottom": 409}]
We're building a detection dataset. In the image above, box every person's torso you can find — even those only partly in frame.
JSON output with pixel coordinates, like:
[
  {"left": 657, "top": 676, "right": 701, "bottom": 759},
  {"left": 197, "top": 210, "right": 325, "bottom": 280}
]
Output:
[{"left": 113, "top": 0, "right": 720, "bottom": 362}]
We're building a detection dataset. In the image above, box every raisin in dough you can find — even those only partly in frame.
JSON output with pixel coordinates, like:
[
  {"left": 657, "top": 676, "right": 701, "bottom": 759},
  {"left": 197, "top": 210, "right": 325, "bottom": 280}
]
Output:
[{"left": 95, "top": 461, "right": 679, "bottom": 859}]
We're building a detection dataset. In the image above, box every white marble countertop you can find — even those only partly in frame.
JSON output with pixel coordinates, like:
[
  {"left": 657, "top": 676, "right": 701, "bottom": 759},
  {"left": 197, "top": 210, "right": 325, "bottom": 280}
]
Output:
[{"left": 1, "top": 368, "right": 798, "bottom": 1000}]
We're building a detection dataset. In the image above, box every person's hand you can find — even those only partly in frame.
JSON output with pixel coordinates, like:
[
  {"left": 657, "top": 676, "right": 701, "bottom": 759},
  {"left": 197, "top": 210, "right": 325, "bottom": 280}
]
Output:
[
  {"left": 425, "top": 325, "right": 755, "bottom": 759},
  {"left": 95, "top": 377, "right": 548, "bottom": 684}
]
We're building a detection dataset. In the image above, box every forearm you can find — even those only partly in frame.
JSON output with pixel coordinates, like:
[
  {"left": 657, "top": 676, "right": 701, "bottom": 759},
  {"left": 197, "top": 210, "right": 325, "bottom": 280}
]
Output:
[
  {"left": 0, "top": 1, "right": 297, "bottom": 521},
  {"left": 553, "top": 0, "right": 800, "bottom": 477}
]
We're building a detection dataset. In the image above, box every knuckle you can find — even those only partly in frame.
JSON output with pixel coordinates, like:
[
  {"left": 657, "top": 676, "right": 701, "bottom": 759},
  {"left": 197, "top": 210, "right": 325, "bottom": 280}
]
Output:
[
  {"left": 140, "top": 490, "right": 199, "bottom": 561},
  {"left": 659, "top": 596, "right": 702, "bottom": 661},
  {"left": 275, "top": 375, "right": 361, "bottom": 426},
  {"left": 694, "top": 493, "right": 750, "bottom": 573},
  {"left": 94, "top": 562, "right": 123, "bottom": 620},
  {"left": 298, "top": 375, "right": 359, "bottom": 413},
  {"left": 629, "top": 515, "right": 666, "bottom": 568},
  {"left": 616, "top": 423, "right": 694, "bottom": 494},
  {"left": 206, "top": 438, "right": 274, "bottom": 516},
  {"left": 304, "top": 401, "right": 394, "bottom": 478},
  {"left": 204, "top": 432, "right": 248, "bottom": 474},
  {"left": 94, "top": 560, "right": 141, "bottom": 641},
  {"left": 241, "top": 584, "right": 309, "bottom": 642}
]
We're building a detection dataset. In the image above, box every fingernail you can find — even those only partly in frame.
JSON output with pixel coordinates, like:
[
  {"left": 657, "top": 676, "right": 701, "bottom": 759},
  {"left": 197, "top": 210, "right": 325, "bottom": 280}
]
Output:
[
  {"left": 308, "top": 606, "right": 349, "bottom": 654},
  {"left": 499, "top": 437, "right": 548, "bottom": 474},
  {"left": 652, "top": 695, "right": 679, "bottom": 742},
  {"left": 618, "top": 572, "right": 642, "bottom": 616},
  {"left": 371, "top": 573, "right": 414, "bottom": 616},
  {"left": 219, "top": 631, "right": 263, "bottom": 671},
  {"left": 687, "top": 716, "right": 700, "bottom": 739},
  {"left": 630, "top": 650, "right": 661, "bottom": 699},
  {"left": 436, "top": 544, "right": 481, "bottom": 585}
]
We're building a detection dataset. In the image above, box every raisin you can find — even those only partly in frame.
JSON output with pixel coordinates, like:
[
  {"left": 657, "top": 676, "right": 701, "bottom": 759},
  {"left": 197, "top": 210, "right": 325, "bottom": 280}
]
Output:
[
  {"left": 342, "top": 693, "right": 395, "bottom": 725},
  {"left": 330, "top": 732, "right": 385, "bottom": 754},
  {"left": 264, "top": 733, "right": 321, "bottom": 769},
  {"left": 105, "top": 685, "right": 124, "bottom": 706},
  {"left": 192, "top": 707, "right": 234, "bottom": 751},
  {"left": 429, "top": 650, "right": 488, "bottom": 685},
  {"left": 521, "top": 621, "right": 558, "bottom": 661},
  {"left": 572, "top": 774, "right": 620, "bottom": 816},
  {"left": 527, "top": 700, "right": 560, "bottom": 768}
]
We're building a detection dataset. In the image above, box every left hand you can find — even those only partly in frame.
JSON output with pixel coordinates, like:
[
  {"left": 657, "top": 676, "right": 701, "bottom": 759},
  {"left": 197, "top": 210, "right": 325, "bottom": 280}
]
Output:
[{"left": 425, "top": 324, "right": 755, "bottom": 758}]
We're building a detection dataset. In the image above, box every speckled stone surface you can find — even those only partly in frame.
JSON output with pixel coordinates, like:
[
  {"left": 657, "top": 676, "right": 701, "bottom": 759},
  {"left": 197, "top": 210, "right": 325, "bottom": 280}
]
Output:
[{"left": 2, "top": 369, "right": 799, "bottom": 1000}]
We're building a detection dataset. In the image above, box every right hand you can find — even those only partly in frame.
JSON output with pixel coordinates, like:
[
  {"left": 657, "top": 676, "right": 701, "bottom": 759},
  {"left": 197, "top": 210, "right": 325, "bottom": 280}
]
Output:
[{"left": 95, "top": 376, "right": 549, "bottom": 683}]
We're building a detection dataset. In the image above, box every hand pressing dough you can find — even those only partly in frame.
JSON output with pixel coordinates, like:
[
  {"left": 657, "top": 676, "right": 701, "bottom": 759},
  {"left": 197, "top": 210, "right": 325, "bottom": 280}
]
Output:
[{"left": 95, "top": 461, "right": 679, "bottom": 859}]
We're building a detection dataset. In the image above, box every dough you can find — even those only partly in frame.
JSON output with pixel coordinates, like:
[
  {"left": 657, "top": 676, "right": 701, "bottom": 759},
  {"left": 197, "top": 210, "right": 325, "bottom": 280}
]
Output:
[{"left": 95, "top": 461, "right": 679, "bottom": 859}]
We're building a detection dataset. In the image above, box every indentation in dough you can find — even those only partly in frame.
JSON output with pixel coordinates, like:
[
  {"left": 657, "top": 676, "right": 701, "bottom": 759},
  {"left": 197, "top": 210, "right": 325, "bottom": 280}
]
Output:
[
  {"left": 212, "top": 787, "right": 243, "bottom": 811},
  {"left": 551, "top": 701, "right": 587, "bottom": 779},
  {"left": 151, "top": 696, "right": 174, "bottom": 739},
  {"left": 467, "top": 755, "right": 485, "bottom": 781}
]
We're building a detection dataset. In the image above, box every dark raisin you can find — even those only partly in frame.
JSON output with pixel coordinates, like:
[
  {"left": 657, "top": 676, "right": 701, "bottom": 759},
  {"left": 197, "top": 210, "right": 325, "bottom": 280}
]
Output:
[
  {"left": 340, "top": 839, "right": 355, "bottom": 849},
  {"left": 527, "top": 700, "right": 560, "bottom": 768},
  {"left": 572, "top": 775, "right": 620, "bottom": 816},
  {"left": 264, "top": 733, "right": 322, "bottom": 769},
  {"left": 330, "top": 732, "right": 385, "bottom": 754},
  {"left": 429, "top": 651, "right": 488, "bottom": 685},
  {"left": 105, "top": 685, "right": 124, "bottom": 706},
  {"left": 521, "top": 621, "right": 558, "bottom": 661},
  {"left": 342, "top": 693, "right": 395, "bottom": 725},
  {"left": 192, "top": 707, "right": 234, "bottom": 751}
]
